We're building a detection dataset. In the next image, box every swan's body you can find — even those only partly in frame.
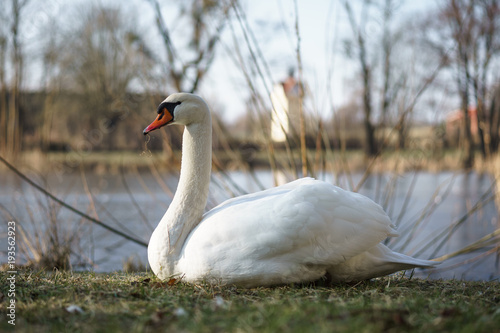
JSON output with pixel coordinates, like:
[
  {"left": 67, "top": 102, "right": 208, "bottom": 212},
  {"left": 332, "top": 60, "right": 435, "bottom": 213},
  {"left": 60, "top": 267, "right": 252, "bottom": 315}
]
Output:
[{"left": 144, "top": 93, "right": 435, "bottom": 287}]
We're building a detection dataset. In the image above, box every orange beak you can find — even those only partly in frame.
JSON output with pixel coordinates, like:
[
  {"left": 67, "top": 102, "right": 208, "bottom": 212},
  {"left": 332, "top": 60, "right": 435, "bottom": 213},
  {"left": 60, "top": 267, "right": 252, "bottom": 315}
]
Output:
[{"left": 143, "top": 108, "right": 173, "bottom": 135}]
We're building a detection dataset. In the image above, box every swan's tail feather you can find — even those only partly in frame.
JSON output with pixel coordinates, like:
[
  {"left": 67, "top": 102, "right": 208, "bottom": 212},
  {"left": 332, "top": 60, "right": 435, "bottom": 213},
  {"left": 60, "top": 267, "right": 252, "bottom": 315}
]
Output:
[
  {"left": 377, "top": 245, "right": 438, "bottom": 268},
  {"left": 327, "top": 243, "right": 438, "bottom": 282}
]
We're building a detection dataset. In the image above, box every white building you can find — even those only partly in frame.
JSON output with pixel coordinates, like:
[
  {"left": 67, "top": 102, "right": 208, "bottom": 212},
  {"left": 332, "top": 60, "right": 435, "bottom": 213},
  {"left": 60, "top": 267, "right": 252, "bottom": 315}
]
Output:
[{"left": 270, "top": 73, "right": 300, "bottom": 142}]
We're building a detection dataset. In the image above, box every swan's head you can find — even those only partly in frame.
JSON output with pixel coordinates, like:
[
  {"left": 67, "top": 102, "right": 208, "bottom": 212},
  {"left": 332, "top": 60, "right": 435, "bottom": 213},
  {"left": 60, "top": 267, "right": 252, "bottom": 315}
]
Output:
[{"left": 143, "top": 93, "right": 209, "bottom": 135}]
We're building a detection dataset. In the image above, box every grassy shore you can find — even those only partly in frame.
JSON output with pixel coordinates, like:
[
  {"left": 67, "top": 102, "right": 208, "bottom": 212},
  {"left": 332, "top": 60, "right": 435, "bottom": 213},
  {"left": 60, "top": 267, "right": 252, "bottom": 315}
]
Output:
[{"left": 1, "top": 270, "right": 499, "bottom": 332}]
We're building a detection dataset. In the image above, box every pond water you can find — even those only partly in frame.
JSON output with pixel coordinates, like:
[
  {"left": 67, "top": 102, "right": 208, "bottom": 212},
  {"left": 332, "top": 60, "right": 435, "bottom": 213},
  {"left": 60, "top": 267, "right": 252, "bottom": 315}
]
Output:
[{"left": 0, "top": 169, "right": 498, "bottom": 281}]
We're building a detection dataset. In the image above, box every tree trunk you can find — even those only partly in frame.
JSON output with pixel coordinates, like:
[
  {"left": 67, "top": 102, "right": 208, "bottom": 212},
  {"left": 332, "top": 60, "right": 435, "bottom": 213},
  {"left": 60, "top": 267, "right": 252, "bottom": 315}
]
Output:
[
  {"left": 361, "top": 64, "right": 377, "bottom": 156},
  {"left": 490, "top": 87, "right": 500, "bottom": 153},
  {"left": 6, "top": 0, "right": 28, "bottom": 158},
  {"left": 397, "top": 111, "right": 408, "bottom": 150},
  {"left": 343, "top": 0, "right": 378, "bottom": 157},
  {"left": 380, "top": 0, "right": 393, "bottom": 127},
  {"left": 458, "top": 65, "right": 474, "bottom": 168},
  {"left": 475, "top": 96, "right": 488, "bottom": 158},
  {"left": 0, "top": 36, "right": 6, "bottom": 154}
]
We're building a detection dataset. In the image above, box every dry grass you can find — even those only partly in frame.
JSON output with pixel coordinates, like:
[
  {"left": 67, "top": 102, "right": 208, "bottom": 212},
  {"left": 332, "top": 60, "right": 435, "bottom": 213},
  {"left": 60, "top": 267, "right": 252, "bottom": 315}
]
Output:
[{"left": 0, "top": 189, "right": 90, "bottom": 271}]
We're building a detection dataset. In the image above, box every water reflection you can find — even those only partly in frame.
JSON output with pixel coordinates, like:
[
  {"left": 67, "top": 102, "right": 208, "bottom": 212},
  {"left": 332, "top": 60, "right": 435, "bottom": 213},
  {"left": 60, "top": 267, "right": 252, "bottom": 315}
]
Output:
[{"left": 0, "top": 170, "right": 498, "bottom": 281}]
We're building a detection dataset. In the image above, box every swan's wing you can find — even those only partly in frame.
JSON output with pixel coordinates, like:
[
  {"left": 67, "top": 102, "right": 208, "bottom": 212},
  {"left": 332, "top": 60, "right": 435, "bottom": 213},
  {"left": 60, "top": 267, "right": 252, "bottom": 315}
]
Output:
[
  {"left": 179, "top": 178, "right": 396, "bottom": 283},
  {"left": 203, "top": 177, "right": 319, "bottom": 219}
]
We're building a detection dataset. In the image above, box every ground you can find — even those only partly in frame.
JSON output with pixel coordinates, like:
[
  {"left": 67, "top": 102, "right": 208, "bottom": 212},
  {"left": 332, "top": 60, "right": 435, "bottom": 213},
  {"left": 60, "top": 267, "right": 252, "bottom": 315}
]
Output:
[{"left": 0, "top": 270, "right": 499, "bottom": 332}]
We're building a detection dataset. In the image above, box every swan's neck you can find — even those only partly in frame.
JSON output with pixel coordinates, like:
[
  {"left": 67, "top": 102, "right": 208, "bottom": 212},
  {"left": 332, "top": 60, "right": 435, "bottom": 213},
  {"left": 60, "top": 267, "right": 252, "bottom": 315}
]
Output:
[{"left": 149, "top": 115, "right": 212, "bottom": 276}]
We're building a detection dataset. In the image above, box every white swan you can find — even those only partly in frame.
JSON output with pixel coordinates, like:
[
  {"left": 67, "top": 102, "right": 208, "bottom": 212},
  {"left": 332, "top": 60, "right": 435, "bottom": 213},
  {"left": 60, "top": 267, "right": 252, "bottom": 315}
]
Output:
[{"left": 144, "top": 93, "right": 436, "bottom": 287}]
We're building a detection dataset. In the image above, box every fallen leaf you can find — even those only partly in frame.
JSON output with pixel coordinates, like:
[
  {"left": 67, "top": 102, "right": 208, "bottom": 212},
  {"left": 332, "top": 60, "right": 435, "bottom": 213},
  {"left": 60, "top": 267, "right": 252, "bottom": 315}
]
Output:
[
  {"left": 151, "top": 281, "right": 168, "bottom": 288},
  {"left": 131, "top": 278, "right": 151, "bottom": 286},
  {"left": 440, "top": 308, "right": 459, "bottom": 317},
  {"left": 65, "top": 305, "right": 84, "bottom": 314},
  {"left": 392, "top": 311, "right": 409, "bottom": 326},
  {"left": 150, "top": 311, "right": 166, "bottom": 324},
  {"left": 173, "top": 307, "right": 187, "bottom": 317},
  {"left": 167, "top": 278, "right": 179, "bottom": 286},
  {"left": 214, "top": 296, "right": 225, "bottom": 306}
]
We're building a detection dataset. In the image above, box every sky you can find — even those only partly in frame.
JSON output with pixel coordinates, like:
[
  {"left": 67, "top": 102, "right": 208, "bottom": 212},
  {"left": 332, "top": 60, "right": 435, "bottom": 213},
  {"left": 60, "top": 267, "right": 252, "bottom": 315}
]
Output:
[
  {"left": 21, "top": 0, "right": 438, "bottom": 123},
  {"left": 202, "top": 0, "right": 362, "bottom": 122},
  {"left": 205, "top": 0, "right": 341, "bottom": 122},
  {"left": 199, "top": 0, "right": 437, "bottom": 123}
]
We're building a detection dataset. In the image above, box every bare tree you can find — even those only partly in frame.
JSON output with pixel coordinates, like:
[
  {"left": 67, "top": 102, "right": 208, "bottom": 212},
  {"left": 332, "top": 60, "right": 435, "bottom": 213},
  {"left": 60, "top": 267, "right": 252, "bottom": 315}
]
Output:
[
  {"left": 342, "top": 0, "right": 378, "bottom": 157},
  {"left": 469, "top": 0, "right": 500, "bottom": 157},
  {"left": 378, "top": 0, "right": 415, "bottom": 150},
  {"left": 54, "top": 5, "right": 154, "bottom": 149},
  {"left": 451, "top": 0, "right": 477, "bottom": 167},
  {"left": 427, "top": 0, "right": 500, "bottom": 166},
  {"left": 0, "top": 0, "right": 30, "bottom": 158},
  {"left": 147, "top": 0, "right": 234, "bottom": 93},
  {"left": 39, "top": 21, "right": 61, "bottom": 152},
  {"left": 0, "top": 1, "right": 8, "bottom": 155},
  {"left": 490, "top": 85, "right": 500, "bottom": 152},
  {"left": 380, "top": 0, "right": 395, "bottom": 125}
]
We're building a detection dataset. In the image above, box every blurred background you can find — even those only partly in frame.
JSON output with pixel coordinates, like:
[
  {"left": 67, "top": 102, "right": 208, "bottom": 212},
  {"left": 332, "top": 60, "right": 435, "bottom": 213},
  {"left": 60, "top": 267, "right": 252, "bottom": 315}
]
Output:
[{"left": 0, "top": 0, "right": 499, "bottom": 281}]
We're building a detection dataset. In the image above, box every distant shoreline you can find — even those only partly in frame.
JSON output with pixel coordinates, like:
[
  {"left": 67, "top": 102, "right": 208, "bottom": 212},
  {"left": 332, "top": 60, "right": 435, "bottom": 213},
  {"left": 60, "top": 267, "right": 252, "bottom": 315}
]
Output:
[{"left": 6, "top": 149, "right": 499, "bottom": 176}]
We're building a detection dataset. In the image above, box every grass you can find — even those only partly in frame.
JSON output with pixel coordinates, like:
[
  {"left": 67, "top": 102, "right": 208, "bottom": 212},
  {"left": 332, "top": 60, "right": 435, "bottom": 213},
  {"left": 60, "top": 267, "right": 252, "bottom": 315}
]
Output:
[
  {"left": 1, "top": 270, "right": 499, "bottom": 333},
  {"left": 2, "top": 147, "right": 499, "bottom": 332}
]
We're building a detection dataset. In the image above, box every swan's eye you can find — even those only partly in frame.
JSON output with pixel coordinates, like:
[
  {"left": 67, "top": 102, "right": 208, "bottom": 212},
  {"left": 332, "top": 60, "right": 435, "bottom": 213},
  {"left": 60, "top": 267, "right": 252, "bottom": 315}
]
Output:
[{"left": 157, "top": 110, "right": 165, "bottom": 120}]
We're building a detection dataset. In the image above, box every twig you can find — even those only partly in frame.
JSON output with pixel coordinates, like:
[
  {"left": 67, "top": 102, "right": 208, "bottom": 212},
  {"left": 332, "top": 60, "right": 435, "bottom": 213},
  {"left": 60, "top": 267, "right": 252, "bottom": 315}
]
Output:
[
  {"left": 0, "top": 154, "right": 148, "bottom": 247},
  {"left": 429, "top": 194, "right": 497, "bottom": 258},
  {"left": 429, "top": 243, "right": 500, "bottom": 272},
  {"left": 394, "top": 172, "right": 419, "bottom": 227},
  {"left": 392, "top": 173, "right": 457, "bottom": 252},
  {"left": 413, "top": 185, "right": 496, "bottom": 258},
  {"left": 120, "top": 166, "right": 154, "bottom": 231},
  {"left": 432, "top": 228, "right": 500, "bottom": 262},
  {"left": 293, "top": 0, "right": 308, "bottom": 178}
]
